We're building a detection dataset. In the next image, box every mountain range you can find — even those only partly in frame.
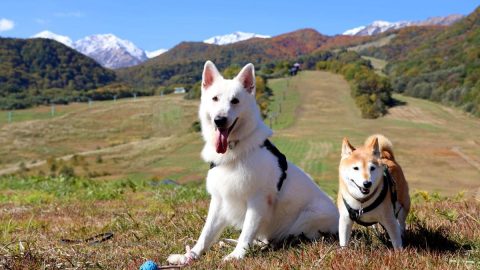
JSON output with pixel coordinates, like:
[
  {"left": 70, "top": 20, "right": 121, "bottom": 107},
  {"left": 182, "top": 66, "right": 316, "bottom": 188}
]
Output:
[
  {"left": 4, "top": 7, "right": 479, "bottom": 115},
  {"left": 29, "top": 14, "right": 463, "bottom": 70},
  {"left": 32, "top": 31, "right": 165, "bottom": 69},
  {"left": 30, "top": 31, "right": 272, "bottom": 69},
  {"left": 117, "top": 28, "right": 331, "bottom": 87},
  {"left": 343, "top": 14, "right": 464, "bottom": 36}
]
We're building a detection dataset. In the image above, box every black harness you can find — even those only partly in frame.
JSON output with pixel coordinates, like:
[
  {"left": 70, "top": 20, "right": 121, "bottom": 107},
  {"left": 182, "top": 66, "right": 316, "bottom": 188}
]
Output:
[
  {"left": 209, "top": 139, "right": 288, "bottom": 191},
  {"left": 343, "top": 166, "right": 398, "bottom": 227}
]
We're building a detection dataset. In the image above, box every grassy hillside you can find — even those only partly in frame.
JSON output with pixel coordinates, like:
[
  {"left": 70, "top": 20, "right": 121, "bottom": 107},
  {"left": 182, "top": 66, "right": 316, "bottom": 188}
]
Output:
[
  {"left": 1, "top": 71, "right": 478, "bottom": 193},
  {"left": 359, "top": 6, "right": 480, "bottom": 116},
  {"left": 268, "top": 72, "right": 480, "bottom": 195},
  {"left": 0, "top": 71, "right": 479, "bottom": 268},
  {"left": 0, "top": 38, "right": 116, "bottom": 109},
  {"left": 0, "top": 95, "right": 201, "bottom": 181}
]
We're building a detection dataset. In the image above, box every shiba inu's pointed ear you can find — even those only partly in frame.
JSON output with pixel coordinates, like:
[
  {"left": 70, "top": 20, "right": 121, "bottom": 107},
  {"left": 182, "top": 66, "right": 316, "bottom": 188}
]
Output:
[
  {"left": 202, "top": 60, "right": 222, "bottom": 90},
  {"left": 342, "top": 138, "right": 355, "bottom": 158},
  {"left": 236, "top": 63, "right": 255, "bottom": 94},
  {"left": 368, "top": 137, "right": 381, "bottom": 157}
]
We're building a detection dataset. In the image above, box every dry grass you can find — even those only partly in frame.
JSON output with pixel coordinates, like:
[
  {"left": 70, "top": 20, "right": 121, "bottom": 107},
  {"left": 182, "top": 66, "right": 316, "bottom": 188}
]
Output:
[
  {"left": 0, "top": 178, "right": 478, "bottom": 269},
  {"left": 1, "top": 71, "right": 480, "bottom": 269},
  {"left": 0, "top": 95, "right": 202, "bottom": 181}
]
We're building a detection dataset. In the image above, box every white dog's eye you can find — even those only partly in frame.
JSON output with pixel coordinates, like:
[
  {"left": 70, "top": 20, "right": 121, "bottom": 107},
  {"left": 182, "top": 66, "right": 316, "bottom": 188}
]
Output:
[
  {"left": 231, "top": 98, "right": 239, "bottom": 104},
  {"left": 353, "top": 166, "right": 359, "bottom": 171},
  {"left": 370, "top": 166, "right": 376, "bottom": 171},
  {"left": 212, "top": 96, "right": 218, "bottom": 102}
]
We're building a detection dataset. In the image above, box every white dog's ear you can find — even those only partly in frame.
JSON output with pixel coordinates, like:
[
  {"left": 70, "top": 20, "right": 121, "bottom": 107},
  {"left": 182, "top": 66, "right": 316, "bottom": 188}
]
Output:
[
  {"left": 368, "top": 137, "right": 381, "bottom": 158},
  {"left": 202, "top": 61, "right": 222, "bottom": 90},
  {"left": 236, "top": 63, "right": 255, "bottom": 94},
  {"left": 342, "top": 138, "right": 355, "bottom": 158}
]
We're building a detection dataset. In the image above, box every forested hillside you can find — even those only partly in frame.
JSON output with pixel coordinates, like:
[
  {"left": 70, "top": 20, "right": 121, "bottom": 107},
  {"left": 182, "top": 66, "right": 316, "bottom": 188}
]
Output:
[
  {"left": 0, "top": 38, "right": 116, "bottom": 109},
  {"left": 360, "top": 7, "right": 480, "bottom": 116},
  {"left": 117, "top": 29, "right": 330, "bottom": 88}
]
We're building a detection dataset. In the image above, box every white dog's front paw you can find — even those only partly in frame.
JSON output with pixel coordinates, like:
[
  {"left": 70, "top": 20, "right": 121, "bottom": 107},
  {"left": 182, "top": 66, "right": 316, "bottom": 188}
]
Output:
[
  {"left": 167, "top": 246, "right": 198, "bottom": 265},
  {"left": 223, "top": 250, "right": 245, "bottom": 261},
  {"left": 167, "top": 254, "right": 189, "bottom": 265}
]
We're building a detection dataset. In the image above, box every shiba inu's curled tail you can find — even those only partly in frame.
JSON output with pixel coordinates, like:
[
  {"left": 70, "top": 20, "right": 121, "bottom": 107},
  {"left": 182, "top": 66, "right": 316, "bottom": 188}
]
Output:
[{"left": 365, "top": 134, "right": 395, "bottom": 161}]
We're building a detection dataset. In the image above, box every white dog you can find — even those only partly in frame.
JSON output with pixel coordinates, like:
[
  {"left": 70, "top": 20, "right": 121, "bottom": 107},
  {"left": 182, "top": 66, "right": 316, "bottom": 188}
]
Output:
[{"left": 167, "top": 61, "right": 339, "bottom": 264}]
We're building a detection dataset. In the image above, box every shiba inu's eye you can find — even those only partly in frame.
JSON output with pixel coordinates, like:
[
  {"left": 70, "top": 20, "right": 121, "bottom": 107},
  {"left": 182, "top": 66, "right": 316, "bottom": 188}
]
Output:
[
  {"left": 353, "top": 166, "right": 359, "bottom": 171},
  {"left": 231, "top": 98, "right": 239, "bottom": 104},
  {"left": 212, "top": 96, "right": 218, "bottom": 102}
]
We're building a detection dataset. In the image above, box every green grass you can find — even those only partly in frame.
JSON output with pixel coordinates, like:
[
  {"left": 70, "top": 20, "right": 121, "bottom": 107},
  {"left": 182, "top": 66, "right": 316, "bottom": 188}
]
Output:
[
  {"left": 1, "top": 71, "right": 480, "bottom": 269},
  {"left": 0, "top": 175, "right": 142, "bottom": 203},
  {"left": 362, "top": 56, "right": 388, "bottom": 76},
  {"left": 267, "top": 71, "right": 480, "bottom": 196},
  {"left": 0, "top": 108, "right": 65, "bottom": 125},
  {"left": 265, "top": 76, "right": 301, "bottom": 130},
  {"left": 0, "top": 174, "right": 478, "bottom": 269}
]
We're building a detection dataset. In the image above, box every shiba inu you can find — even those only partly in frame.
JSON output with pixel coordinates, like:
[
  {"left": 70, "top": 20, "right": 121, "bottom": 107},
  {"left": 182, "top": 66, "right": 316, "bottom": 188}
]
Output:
[
  {"left": 167, "top": 61, "right": 339, "bottom": 264},
  {"left": 337, "top": 134, "right": 410, "bottom": 250}
]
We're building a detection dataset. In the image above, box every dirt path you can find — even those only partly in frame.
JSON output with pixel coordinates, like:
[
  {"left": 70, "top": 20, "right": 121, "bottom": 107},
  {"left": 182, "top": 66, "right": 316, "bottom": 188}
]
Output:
[{"left": 451, "top": 147, "right": 480, "bottom": 171}]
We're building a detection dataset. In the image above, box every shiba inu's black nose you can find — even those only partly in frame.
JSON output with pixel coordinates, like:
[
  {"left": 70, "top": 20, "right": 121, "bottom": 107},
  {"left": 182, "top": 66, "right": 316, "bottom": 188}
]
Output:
[
  {"left": 214, "top": 116, "right": 228, "bottom": 128},
  {"left": 363, "top": 181, "right": 372, "bottom": 188}
]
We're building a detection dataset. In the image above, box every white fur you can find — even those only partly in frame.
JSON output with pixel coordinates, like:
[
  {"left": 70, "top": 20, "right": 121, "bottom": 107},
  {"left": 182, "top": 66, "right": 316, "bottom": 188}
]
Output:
[
  {"left": 338, "top": 140, "right": 403, "bottom": 250},
  {"left": 167, "top": 61, "right": 339, "bottom": 264}
]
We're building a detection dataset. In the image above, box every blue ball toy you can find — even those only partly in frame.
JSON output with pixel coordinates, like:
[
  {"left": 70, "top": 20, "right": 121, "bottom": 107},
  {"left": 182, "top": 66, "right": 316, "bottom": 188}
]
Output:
[{"left": 140, "top": 260, "right": 158, "bottom": 270}]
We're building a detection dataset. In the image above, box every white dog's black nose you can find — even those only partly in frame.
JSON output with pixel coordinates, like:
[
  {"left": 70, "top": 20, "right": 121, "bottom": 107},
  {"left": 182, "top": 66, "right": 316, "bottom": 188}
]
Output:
[
  {"left": 363, "top": 181, "right": 372, "bottom": 188},
  {"left": 214, "top": 116, "right": 228, "bottom": 128}
]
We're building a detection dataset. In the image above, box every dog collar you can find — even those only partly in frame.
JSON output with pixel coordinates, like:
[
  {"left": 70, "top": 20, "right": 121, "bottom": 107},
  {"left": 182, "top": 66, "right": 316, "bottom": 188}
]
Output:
[{"left": 342, "top": 166, "right": 397, "bottom": 227}]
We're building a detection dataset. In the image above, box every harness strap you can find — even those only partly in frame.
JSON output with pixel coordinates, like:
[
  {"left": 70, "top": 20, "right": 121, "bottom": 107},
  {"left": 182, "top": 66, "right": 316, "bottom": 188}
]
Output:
[
  {"left": 262, "top": 139, "right": 288, "bottom": 191},
  {"left": 208, "top": 139, "right": 288, "bottom": 192},
  {"left": 343, "top": 166, "right": 396, "bottom": 227}
]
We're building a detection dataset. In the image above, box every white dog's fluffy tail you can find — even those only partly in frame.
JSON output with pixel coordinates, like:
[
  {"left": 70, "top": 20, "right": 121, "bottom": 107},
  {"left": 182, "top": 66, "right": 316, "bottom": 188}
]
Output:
[{"left": 365, "top": 134, "right": 395, "bottom": 161}]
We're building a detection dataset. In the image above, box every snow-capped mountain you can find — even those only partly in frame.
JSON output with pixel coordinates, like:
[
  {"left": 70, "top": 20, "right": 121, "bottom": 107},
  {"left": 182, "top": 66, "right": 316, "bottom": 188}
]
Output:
[
  {"left": 32, "top": 31, "right": 74, "bottom": 48},
  {"left": 204, "top": 31, "right": 270, "bottom": 45},
  {"left": 344, "top": 20, "right": 411, "bottom": 36},
  {"left": 31, "top": 31, "right": 159, "bottom": 69},
  {"left": 343, "top": 14, "right": 464, "bottom": 36},
  {"left": 146, "top": 48, "right": 168, "bottom": 58},
  {"left": 74, "top": 34, "right": 148, "bottom": 69}
]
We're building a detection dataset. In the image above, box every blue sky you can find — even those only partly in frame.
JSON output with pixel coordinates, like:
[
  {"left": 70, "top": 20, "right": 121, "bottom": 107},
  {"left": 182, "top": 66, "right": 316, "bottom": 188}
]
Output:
[{"left": 0, "top": 0, "right": 477, "bottom": 51}]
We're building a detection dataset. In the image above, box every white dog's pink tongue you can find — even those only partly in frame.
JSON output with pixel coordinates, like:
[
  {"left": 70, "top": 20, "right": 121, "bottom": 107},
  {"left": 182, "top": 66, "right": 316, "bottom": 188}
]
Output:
[{"left": 215, "top": 129, "right": 229, "bottom": 154}]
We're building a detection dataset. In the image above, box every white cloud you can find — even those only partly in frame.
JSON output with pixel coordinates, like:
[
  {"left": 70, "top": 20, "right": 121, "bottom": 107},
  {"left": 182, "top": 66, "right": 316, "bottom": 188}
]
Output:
[{"left": 0, "top": 18, "right": 14, "bottom": 32}]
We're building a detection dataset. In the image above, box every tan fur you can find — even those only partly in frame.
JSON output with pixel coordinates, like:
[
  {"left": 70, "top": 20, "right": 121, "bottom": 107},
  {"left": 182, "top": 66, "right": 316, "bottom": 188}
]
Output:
[
  {"left": 337, "top": 134, "right": 410, "bottom": 250},
  {"left": 364, "top": 134, "right": 410, "bottom": 213},
  {"left": 365, "top": 134, "right": 395, "bottom": 161}
]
